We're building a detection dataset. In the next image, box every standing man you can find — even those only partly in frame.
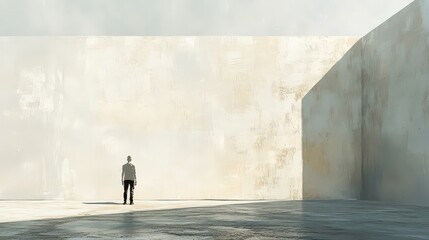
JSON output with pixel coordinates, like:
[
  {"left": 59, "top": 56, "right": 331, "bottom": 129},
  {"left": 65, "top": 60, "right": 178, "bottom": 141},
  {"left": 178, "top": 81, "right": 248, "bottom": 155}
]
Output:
[{"left": 122, "top": 155, "right": 137, "bottom": 205}]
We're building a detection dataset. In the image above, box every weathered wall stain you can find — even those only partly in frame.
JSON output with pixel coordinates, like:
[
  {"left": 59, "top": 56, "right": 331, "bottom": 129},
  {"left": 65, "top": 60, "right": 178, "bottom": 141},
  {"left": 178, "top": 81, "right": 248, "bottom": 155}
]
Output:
[
  {"left": 0, "top": 36, "right": 357, "bottom": 200},
  {"left": 0, "top": 1, "right": 424, "bottom": 203}
]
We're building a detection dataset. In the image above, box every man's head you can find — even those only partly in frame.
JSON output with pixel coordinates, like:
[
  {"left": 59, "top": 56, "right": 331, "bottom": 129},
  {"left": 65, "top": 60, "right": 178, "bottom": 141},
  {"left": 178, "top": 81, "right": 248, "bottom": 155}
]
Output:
[{"left": 127, "top": 156, "right": 132, "bottom": 163}]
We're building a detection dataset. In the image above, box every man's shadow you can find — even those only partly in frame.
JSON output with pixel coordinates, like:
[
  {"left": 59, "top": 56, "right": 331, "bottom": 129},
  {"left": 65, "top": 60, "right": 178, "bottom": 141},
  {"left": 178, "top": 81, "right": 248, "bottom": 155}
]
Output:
[{"left": 83, "top": 202, "right": 122, "bottom": 205}]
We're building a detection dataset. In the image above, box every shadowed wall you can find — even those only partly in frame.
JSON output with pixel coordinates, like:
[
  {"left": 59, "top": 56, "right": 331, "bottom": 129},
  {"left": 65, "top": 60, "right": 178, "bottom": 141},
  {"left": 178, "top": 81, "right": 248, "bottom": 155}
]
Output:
[
  {"left": 302, "top": 42, "right": 362, "bottom": 200},
  {"left": 362, "top": 0, "right": 429, "bottom": 206},
  {"left": 301, "top": 0, "right": 429, "bottom": 205}
]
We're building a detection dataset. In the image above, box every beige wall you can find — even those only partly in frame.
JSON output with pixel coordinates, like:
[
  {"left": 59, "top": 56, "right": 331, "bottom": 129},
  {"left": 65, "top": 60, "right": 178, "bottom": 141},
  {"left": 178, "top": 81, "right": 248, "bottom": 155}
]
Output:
[{"left": 0, "top": 37, "right": 358, "bottom": 200}]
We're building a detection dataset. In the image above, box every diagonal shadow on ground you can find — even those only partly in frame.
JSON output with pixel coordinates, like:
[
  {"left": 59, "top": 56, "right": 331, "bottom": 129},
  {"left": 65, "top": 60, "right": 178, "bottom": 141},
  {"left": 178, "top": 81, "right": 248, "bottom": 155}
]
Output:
[{"left": 0, "top": 200, "right": 428, "bottom": 239}]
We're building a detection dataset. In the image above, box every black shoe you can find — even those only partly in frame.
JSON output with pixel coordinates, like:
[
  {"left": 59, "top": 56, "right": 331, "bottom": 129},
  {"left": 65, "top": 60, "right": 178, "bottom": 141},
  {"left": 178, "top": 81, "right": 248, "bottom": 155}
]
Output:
[
  {"left": 123, "top": 202, "right": 126, "bottom": 205},
  {"left": 130, "top": 202, "right": 134, "bottom": 205}
]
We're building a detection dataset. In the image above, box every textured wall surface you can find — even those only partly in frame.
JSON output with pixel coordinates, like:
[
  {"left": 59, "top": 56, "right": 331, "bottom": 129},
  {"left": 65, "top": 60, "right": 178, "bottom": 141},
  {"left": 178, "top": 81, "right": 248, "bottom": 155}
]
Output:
[
  {"left": 0, "top": 37, "right": 358, "bottom": 200},
  {"left": 362, "top": 0, "right": 429, "bottom": 206},
  {"left": 302, "top": 42, "right": 362, "bottom": 200}
]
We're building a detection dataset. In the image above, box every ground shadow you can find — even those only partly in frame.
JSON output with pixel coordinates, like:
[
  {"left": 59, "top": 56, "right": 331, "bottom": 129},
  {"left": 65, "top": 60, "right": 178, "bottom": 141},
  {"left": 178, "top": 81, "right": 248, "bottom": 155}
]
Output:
[
  {"left": 0, "top": 200, "right": 428, "bottom": 239},
  {"left": 145, "top": 199, "right": 262, "bottom": 202}
]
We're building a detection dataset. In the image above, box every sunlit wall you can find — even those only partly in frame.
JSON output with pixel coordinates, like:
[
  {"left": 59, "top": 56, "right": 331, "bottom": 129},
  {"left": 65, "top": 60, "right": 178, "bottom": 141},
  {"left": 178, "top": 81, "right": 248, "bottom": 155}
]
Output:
[{"left": 0, "top": 37, "right": 357, "bottom": 200}]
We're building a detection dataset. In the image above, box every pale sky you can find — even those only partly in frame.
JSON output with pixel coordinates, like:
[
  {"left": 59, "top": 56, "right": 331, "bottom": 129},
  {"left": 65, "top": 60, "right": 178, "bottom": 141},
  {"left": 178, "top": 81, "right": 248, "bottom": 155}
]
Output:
[{"left": 0, "top": 0, "right": 416, "bottom": 36}]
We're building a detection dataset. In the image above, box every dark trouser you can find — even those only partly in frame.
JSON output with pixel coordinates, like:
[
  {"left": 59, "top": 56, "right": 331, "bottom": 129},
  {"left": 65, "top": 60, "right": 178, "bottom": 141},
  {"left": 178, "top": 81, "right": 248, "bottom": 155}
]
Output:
[{"left": 123, "top": 180, "right": 135, "bottom": 203}]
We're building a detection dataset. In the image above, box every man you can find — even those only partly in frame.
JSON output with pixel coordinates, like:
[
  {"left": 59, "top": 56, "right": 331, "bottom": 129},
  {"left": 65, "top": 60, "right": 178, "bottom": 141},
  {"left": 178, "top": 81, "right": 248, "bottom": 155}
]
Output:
[{"left": 122, "top": 155, "right": 137, "bottom": 205}]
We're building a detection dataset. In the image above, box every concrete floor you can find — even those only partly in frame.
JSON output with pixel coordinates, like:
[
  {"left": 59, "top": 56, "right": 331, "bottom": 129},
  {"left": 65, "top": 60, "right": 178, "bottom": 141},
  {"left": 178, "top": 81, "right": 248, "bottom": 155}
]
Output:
[{"left": 0, "top": 200, "right": 428, "bottom": 239}]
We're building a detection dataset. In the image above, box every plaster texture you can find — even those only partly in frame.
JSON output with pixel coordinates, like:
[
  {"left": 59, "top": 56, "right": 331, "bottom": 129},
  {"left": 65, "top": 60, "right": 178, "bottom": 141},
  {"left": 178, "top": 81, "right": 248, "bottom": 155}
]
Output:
[
  {"left": 361, "top": 0, "right": 429, "bottom": 206},
  {"left": 2, "top": 0, "right": 429, "bottom": 206},
  {"left": 302, "top": 42, "right": 362, "bottom": 200},
  {"left": 0, "top": 37, "right": 358, "bottom": 200},
  {"left": 300, "top": 0, "right": 429, "bottom": 205}
]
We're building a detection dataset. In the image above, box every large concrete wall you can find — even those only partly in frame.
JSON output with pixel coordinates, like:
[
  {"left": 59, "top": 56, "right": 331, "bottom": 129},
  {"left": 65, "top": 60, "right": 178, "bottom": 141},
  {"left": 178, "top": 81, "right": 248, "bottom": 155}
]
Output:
[
  {"left": 362, "top": 0, "right": 429, "bottom": 206},
  {"left": 302, "top": 42, "right": 362, "bottom": 200},
  {"left": 0, "top": 37, "right": 358, "bottom": 200}
]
